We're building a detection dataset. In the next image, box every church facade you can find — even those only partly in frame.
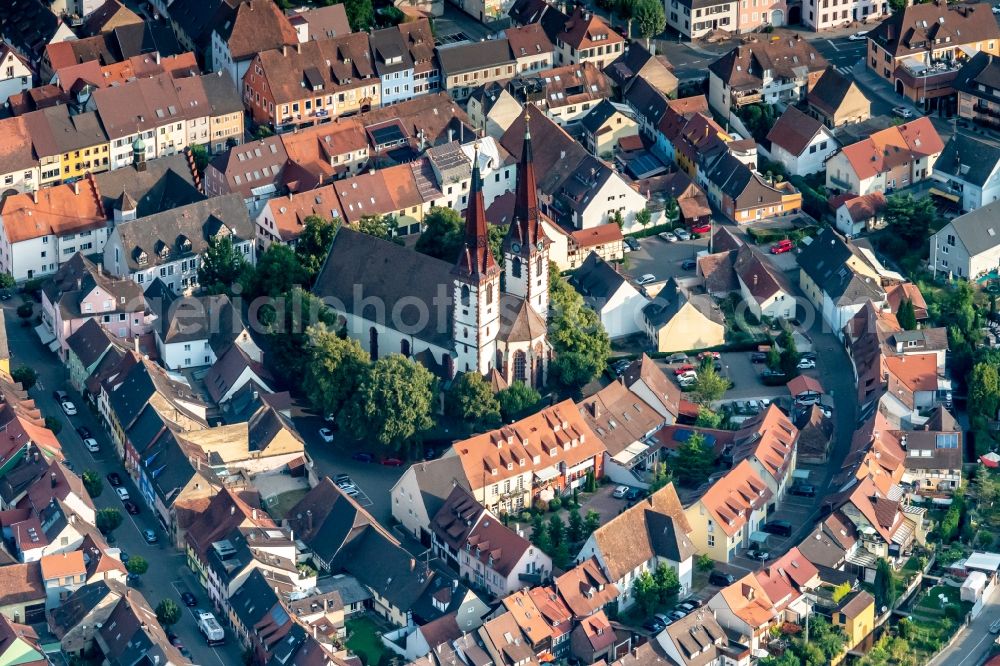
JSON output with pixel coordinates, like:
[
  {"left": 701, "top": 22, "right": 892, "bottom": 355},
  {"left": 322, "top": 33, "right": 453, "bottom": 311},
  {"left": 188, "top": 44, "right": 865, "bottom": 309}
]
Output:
[{"left": 312, "top": 121, "right": 552, "bottom": 388}]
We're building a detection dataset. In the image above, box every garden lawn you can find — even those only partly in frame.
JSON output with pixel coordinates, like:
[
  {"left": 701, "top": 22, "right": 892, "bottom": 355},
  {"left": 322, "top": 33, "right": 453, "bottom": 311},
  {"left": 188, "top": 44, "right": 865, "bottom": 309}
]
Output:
[{"left": 346, "top": 617, "right": 388, "bottom": 666}]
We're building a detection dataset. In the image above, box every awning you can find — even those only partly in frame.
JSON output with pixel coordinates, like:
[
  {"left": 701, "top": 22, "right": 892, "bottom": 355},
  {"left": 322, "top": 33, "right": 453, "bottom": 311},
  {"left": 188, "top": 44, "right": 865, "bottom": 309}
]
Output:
[
  {"left": 34, "top": 324, "right": 58, "bottom": 351},
  {"left": 612, "top": 441, "right": 650, "bottom": 465},
  {"left": 792, "top": 469, "right": 811, "bottom": 480},
  {"left": 749, "top": 531, "right": 770, "bottom": 544},
  {"left": 534, "top": 466, "right": 560, "bottom": 482},
  {"left": 929, "top": 188, "right": 960, "bottom": 204}
]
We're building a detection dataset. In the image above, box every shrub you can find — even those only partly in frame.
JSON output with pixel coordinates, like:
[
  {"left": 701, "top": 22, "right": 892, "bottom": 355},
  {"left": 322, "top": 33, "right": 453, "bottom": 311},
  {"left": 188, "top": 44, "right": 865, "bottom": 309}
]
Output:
[
  {"left": 533, "top": 499, "right": 548, "bottom": 514},
  {"left": 697, "top": 554, "right": 715, "bottom": 571},
  {"left": 548, "top": 497, "right": 562, "bottom": 512}
]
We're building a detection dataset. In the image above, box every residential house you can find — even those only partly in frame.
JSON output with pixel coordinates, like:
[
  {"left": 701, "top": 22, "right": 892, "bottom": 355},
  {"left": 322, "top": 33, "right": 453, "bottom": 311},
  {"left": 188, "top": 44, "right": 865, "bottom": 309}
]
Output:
[
  {"left": 23, "top": 106, "right": 109, "bottom": 187},
  {"left": 578, "top": 483, "right": 696, "bottom": 608},
  {"left": 620, "top": 354, "right": 681, "bottom": 423},
  {"left": 833, "top": 591, "right": 876, "bottom": 660},
  {"left": 787, "top": 374, "right": 825, "bottom": 404},
  {"left": 806, "top": 66, "right": 871, "bottom": 128},
  {"left": 94, "top": 587, "right": 187, "bottom": 665},
  {"left": 684, "top": 460, "right": 772, "bottom": 563},
  {"left": 665, "top": 0, "right": 738, "bottom": 40},
  {"left": 468, "top": 83, "right": 524, "bottom": 140},
  {"left": 39, "top": 551, "right": 87, "bottom": 608},
  {"left": 243, "top": 35, "right": 381, "bottom": 130},
  {"left": 933, "top": 130, "right": 1000, "bottom": 212},
  {"left": 399, "top": 20, "right": 439, "bottom": 96},
  {"left": 203, "top": 135, "right": 290, "bottom": 217},
  {"left": 580, "top": 100, "right": 638, "bottom": 157},
  {"left": 567, "top": 224, "right": 625, "bottom": 267},
  {"left": 279, "top": 117, "right": 371, "bottom": 184},
  {"left": 707, "top": 573, "right": 777, "bottom": 651},
  {"left": 203, "top": 343, "right": 274, "bottom": 406},
  {"left": 569, "top": 252, "right": 648, "bottom": 338},
  {"left": 797, "top": 227, "right": 887, "bottom": 336},
  {"left": 0, "top": 562, "right": 46, "bottom": 624},
  {"left": 899, "top": 420, "right": 962, "bottom": 494},
  {"left": 49, "top": 580, "right": 126, "bottom": 658},
  {"left": 834, "top": 110, "right": 919, "bottom": 190},
  {"left": 734, "top": 244, "right": 795, "bottom": 320},
  {"left": 578, "top": 380, "right": 667, "bottom": 487},
  {"left": 835, "top": 192, "right": 887, "bottom": 237},
  {"left": 370, "top": 26, "right": 416, "bottom": 106},
  {"left": 285, "top": 5, "right": 351, "bottom": 43},
  {"left": 210, "top": 0, "right": 297, "bottom": 90},
  {"left": 65, "top": 319, "right": 117, "bottom": 392},
  {"left": 624, "top": 77, "right": 670, "bottom": 140},
  {"left": 803, "top": 0, "right": 886, "bottom": 30},
  {"left": 0, "top": 614, "right": 45, "bottom": 666},
  {"left": 866, "top": 1, "right": 1000, "bottom": 111},
  {"left": 635, "top": 170, "right": 712, "bottom": 228},
  {"left": 931, "top": 201, "right": 1000, "bottom": 279},
  {"left": 656, "top": 610, "right": 730, "bottom": 666},
  {"left": 0, "top": 43, "right": 30, "bottom": 107},
  {"left": 955, "top": 50, "right": 1000, "bottom": 132},
  {"left": 726, "top": 405, "right": 799, "bottom": 501},
  {"left": 103, "top": 194, "right": 255, "bottom": 293},
  {"left": 390, "top": 457, "right": 474, "bottom": 546},
  {"left": 553, "top": 6, "right": 624, "bottom": 69},
  {"left": 506, "top": 24, "right": 556, "bottom": 74},
  {"left": 642, "top": 280, "right": 726, "bottom": 353},
  {"left": 569, "top": 611, "right": 618, "bottom": 663},
  {"left": 604, "top": 42, "right": 678, "bottom": 97},
  {"left": 437, "top": 39, "right": 516, "bottom": 102},
  {"left": 551, "top": 557, "right": 619, "bottom": 619},
  {"left": 255, "top": 184, "right": 344, "bottom": 249},
  {"left": 883, "top": 353, "right": 952, "bottom": 419},
  {"left": 705, "top": 153, "right": 802, "bottom": 224},
  {"left": 40, "top": 254, "right": 147, "bottom": 358},
  {"left": 707, "top": 36, "right": 828, "bottom": 116},
  {"left": 448, "top": 399, "right": 607, "bottom": 515},
  {"left": 766, "top": 106, "right": 838, "bottom": 176},
  {"left": 0, "top": 116, "right": 39, "bottom": 195}
]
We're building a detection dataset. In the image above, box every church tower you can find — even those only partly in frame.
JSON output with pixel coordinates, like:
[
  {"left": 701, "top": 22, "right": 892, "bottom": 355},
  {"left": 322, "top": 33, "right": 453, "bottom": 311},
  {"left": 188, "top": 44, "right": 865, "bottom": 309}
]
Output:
[
  {"left": 452, "top": 148, "right": 501, "bottom": 376},
  {"left": 503, "top": 111, "right": 550, "bottom": 318}
]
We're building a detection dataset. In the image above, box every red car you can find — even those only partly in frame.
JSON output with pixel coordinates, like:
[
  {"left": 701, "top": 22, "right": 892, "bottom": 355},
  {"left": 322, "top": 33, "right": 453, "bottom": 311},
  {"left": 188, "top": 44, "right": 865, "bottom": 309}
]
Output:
[
  {"left": 698, "top": 351, "right": 721, "bottom": 360},
  {"left": 673, "top": 364, "right": 695, "bottom": 376},
  {"left": 770, "top": 239, "right": 794, "bottom": 254},
  {"left": 381, "top": 457, "right": 404, "bottom": 467},
  {"left": 690, "top": 223, "right": 711, "bottom": 235}
]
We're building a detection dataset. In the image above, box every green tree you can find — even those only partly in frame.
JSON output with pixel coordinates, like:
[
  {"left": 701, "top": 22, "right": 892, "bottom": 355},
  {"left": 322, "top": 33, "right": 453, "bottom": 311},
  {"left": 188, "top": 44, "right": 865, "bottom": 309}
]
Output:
[
  {"left": 263, "top": 289, "right": 337, "bottom": 384},
  {"left": 445, "top": 372, "right": 501, "bottom": 431},
  {"left": 663, "top": 197, "right": 679, "bottom": 222},
  {"left": 357, "top": 214, "right": 398, "bottom": 241},
  {"left": 0, "top": 273, "right": 14, "bottom": 290},
  {"left": 295, "top": 215, "right": 340, "bottom": 280},
  {"left": 692, "top": 364, "right": 728, "bottom": 405},
  {"left": 547, "top": 515, "right": 565, "bottom": 547},
  {"left": 343, "top": 355, "right": 435, "bottom": 452},
  {"left": 634, "top": 0, "right": 665, "bottom": 41},
  {"left": 489, "top": 224, "right": 508, "bottom": 268},
  {"left": 198, "top": 234, "right": 248, "bottom": 295},
  {"left": 415, "top": 206, "right": 464, "bottom": 261},
  {"left": 673, "top": 432, "right": 713, "bottom": 487},
  {"left": 831, "top": 581, "right": 852, "bottom": 603},
  {"left": 126, "top": 556, "right": 149, "bottom": 576},
  {"left": 11, "top": 366, "right": 36, "bottom": 390},
  {"left": 653, "top": 562, "right": 680, "bottom": 605},
  {"left": 497, "top": 381, "right": 542, "bottom": 421},
  {"left": 342, "top": 0, "right": 374, "bottom": 30},
  {"left": 889, "top": 0, "right": 907, "bottom": 12},
  {"left": 82, "top": 470, "right": 103, "bottom": 499},
  {"left": 636, "top": 208, "right": 652, "bottom": 228},
  {"left": 532, "top": 514, "right": 552, "bottom": 551},
  {"left": 873, "top": 558, "right": 896, "bottom": 609},
  {"left": 549, "top": 265, "right": 611, "bottom": 391},
  {"left": 695, "top": 406, "right": 722, "bottom": 428},
  {"left": 567, "top": 510, "right": 585, "bottom": 544},
  {"left": 96, "top": 508, "right": 123, "bottom": 534},
  {"left": 249, "top": 243, "right": 309, "bottom": 298},
  {"left": 884, "top": 193, "right": 939, "bottom": 250},
  {"left": 632, "top": 570, "right": 659, "bottom": 614},
  {"left": 766, "top": 345, "right": 781, "bottom": 371},
  {"left": 44, "top": 417, "right": 61, "bottom": 434},
  {"left": 155, "top": 599, "right": 182, "bottom": 627},
  {"left": 584, "top": 510, "right": 601, "bottom": 536},
  {"left": 303, "top": 324, "right": 371, "bottom": 420},
  {"left": 611, "top": 210, "right": 624, "bottom": 228},
  {"left": 969, "top": 361, "right": 1000, "bottom": 420},
  {"left": 15, "top": 302, "right": 32, "bottom": 319},
  {"left": 897, "top": 298, "right": 918, "bottom": 330},
  {"left": 189, "top": 144, "right": 209, "bottom": 176}
]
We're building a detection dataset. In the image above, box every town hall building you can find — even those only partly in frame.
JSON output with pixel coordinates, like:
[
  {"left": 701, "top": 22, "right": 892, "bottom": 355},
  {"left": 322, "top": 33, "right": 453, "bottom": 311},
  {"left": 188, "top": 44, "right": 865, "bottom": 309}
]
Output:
[{"left": 312, "top": 119, "right": 551, "bottom": 387}]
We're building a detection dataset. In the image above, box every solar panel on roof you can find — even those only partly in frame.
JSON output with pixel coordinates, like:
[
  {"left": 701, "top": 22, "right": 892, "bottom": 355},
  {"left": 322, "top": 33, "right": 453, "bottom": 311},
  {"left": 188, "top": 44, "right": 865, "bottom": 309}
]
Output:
[{"left": 369, "top": 124, "right": 406, "bottom": 146}]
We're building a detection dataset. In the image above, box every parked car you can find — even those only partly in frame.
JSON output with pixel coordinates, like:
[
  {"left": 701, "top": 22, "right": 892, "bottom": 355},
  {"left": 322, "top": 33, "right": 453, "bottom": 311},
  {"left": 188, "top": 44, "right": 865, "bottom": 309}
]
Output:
[
  {"left": 106, "top": 472, "right": 122, "bottom": 486},
  {"left": 677, "top": 370, "right": 697, "bottom": 382},
  {"left": 381, "top": 457, "right": 404, "bottom": 467},
  {"left": 674, "top": 228, "right": 691, "bottom": 241},
  {"left": 673, "top": 364, "right": 696, "bottom": 376},
  {"left": 796, "top": 394, "right": 821, "bottom": 406},
  {"left": 626, "top": 488, "right": 644, "bottom": 501},
  {"left": 750, "top": 351, "right": 768, "bottom": 363},
  {"left": 849, "top": 30, "right": 869, "bottom": 39},
  {"left": 181, "top": 592, "right": 198, "bottom": 607},
  {"left": 991, "top": 618, "right": 1000, "bottom": 633},
  {"left": 612, "top": 485, "right": 629, "bottom": 499},
  {"left": 115, "top": 487, "right": 130, "bottom": 501},
  {"left": 76, "top": 426, "right": 91, "bottom": 439},
  {"left": 666, "top": 353, "right": 687, "bottom": 364},
  {"left": 644, "top": 619, "right": 665, "bottom": 633},
  {"left": 352, "top": 452, "right": 374, "bottom": 463},
  {"left": 636, "top": 273, "right": 657, "bottom": 285},
  {"left": 658, "top": 231, "right": 677, "bottom": 242},
  {"left": 53, "top": 390, "right": 68, "bottom": 402},
  {"left": 770, "top": 239, "right": 794, "bottom": 254},
  {"left": 61, "top": 400, "right": 77, "bottom": 415},
  {"left": 681, "top": 258, "right": 697, "bottom": 270},
  {"left": 654, "top": 613, "right": 673, "bottom": 626},
  {"left": 763, "top": 520, "right": 793, "bottom": 537},
  {"left": 318, "top": 427, "right": 334, "bottom": 443},
  {"left": 797, "top": 358, "right": 817, "bottom": 369},
  {"left": 333, "top": 473, "right": 351, "bottom": 483},
  {"left": 625, "top": 237, "right": 640, "bottom": 251},
  {"left": 892, "top": 106, "right": 913, "bottom": 118},
  {"left": 698, "top": 351, "right": 721, "bottom": 360},
  {"left": 691, "top": 223, "right": 711, "bottom": 235},
  {"left": 678, "top": 601, "right": 697, "bottom": 612},
  {"left": 994, "top": 5, "right": 1000, "bottom": 13},
  {"left": 123, "top": 501, "right": 139, "bottom": 515},
  {"left": 678, "top": 376, "right": 697, "bottom": 388},
  {"left": 709, "top": 570, "right": 736, "bottom": 586},
  {"left": 790, "top": 483, "right": 817, "bottom": 497},
  {"left": 83, "top": 439, "right": 99, "bottom": 452},
  {"left": 747, "top": 548, "right": 770, "bottom": 561},
  {"left": 143, "top": 529, "right": 157, "bottom": 544}
]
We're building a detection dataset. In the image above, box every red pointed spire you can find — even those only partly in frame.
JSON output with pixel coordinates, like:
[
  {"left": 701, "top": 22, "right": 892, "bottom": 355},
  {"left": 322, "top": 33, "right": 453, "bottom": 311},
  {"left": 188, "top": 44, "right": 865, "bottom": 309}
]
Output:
[
  {"left": 454, "top": 146, "right": 499, "bottom": 282},
  {"left": 505, "top": 109, "right": 548, "bottom": 255}
]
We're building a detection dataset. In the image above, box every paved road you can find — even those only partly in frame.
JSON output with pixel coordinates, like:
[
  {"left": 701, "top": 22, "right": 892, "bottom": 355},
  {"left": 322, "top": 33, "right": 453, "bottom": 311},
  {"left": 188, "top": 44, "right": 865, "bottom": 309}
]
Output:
[
  {"left": 4, "top": 298, "right": 243, "bottom": 666},
  {"left": 928, "top": 585, "right": 1000, "bottom": 666}
]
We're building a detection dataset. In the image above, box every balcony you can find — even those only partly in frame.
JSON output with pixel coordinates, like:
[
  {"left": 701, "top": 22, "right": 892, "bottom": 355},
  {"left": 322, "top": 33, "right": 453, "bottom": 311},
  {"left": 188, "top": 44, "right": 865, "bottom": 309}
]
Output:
[
  {"left": 829, "top": 175, "right": 852, "bottom": 191},
  {"left": 894, "top": 59, "right": 961, "bottom": 98}
]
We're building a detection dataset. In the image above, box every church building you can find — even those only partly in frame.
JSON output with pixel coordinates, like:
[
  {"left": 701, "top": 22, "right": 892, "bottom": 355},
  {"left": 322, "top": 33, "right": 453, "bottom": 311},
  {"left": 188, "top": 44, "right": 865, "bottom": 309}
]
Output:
[{"left": 312, "top": 119, "right": 552, "bottom": 387}]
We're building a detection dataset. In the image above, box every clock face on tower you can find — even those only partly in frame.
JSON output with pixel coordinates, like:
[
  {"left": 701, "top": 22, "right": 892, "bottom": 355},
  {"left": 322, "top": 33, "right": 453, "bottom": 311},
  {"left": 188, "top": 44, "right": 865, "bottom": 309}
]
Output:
[
  {"left": 511, "top": 242, "right": 521, "bottom": 253},
  {"left": 536, "top": 241, "right": 544, "bottom": 251}
]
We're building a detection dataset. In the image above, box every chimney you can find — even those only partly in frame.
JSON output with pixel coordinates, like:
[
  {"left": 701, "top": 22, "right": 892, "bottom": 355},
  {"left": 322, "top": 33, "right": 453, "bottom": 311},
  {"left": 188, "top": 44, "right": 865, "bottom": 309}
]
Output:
[
  {"left": 50, "top": 472, "right": 57, "bottom": 488},
  {"left": 283, "top": 45, "right": 288, "bottom": 57},
  {"left": 296, "top": 43, "right": 302, "bottom": 54},
  {"left": 306, "top": 509, "right": 313, "bottom": 532},
  {"left": 230, "top": 505, "right": 236, "bottom": 516},
  {"left": 133, "top": 336, "right": 140, "bottom": 353},
  {"left": 591, "top": 402, "right": 600, "bottom": 418},
  {"left": 73, "top": 182, "right": 80, "bottom": 195},
  {"left": 32, "top": 190, "right": 38, "bottom": 204},
  {"left": 97, "top": 262, "right": 102, "bottom": 276},
  {"left": 252, "top": 509, "right": 258, "bottom": 520}
]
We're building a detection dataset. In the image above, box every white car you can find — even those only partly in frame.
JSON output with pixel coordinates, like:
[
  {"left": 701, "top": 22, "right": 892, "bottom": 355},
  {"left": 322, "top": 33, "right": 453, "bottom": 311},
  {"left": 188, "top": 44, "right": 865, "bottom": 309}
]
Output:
[
  {"left": 993, "top": 5, "right": 1000, "bottom": 14},
  {"left": 83, "top": 438, "right": 99, "bottom": 453},
  {"left": 797, "top": 358, "right": 817, "bottom": 369},
  {"left": 677, "top": 370, "right": 698, "bottom": 381},
  {"left": 892, "top": 106, "right": 913, "bottom": 118},
  {"left": 636, "top": 274, "right": 657, "bottom": 285},
  {"left": 318, "top": 427, "right": 334, "bottom": 443},
  {"left": 612, "top": 485, "right": 629, "bottom": 498},
  {"left": 678, "top": 376, "right": 697, "bottom": 388},
  {"left": 674, "top": 228, "right": 691, "bottom": 241},
  {"left": 115, "top": 487, "right": 130, "bottom": 501},
  {"left": 61, "top": 400, "right": 77, "bottom": 416},
  {"left": 848, "top": 30, "right": 868, "bottom": 40},
  {"left": 658, "top": 231, "right": 677, "bottom": 242}
]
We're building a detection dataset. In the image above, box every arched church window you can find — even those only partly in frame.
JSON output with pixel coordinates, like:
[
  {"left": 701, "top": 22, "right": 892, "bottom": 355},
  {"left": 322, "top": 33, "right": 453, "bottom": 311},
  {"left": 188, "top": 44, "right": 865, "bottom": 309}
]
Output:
[
  {"left": 514, "top": 350, "right": 527, "bottom": 383},
  {"left": 464, "top": 327, "right": 469, "bottom": 339},
  {"left": 512, "top": 257, "right": 522, "bottom": 279},
  {"left": 535, "top": 256, "right": 543, "bottom": 275},
  {"left": 461, "top": 284, "right": 470, "bottom": 306},
  {"left": 486, "top": 287, "right": 493, "bottom": 305},
  {"left": 401, "top": 339, "right": 410, "bottom": 357}
]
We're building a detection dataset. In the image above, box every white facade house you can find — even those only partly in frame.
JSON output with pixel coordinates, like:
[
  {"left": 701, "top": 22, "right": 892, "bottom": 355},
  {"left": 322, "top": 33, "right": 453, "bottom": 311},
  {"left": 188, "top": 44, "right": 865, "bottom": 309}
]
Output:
[
  {"left": 569, "top": 253, "right": 649, "bottom": 339},
  {"left": 931, "top": 201, "right": 1000, "bottom": 280},
  {"left": 932, "top": 131, "right": 1000, "bottom": 214},
  {"left": 802, "top": 0, "right": 887, "bottom": 30},
  {"left": 766, "top": 106, "right": 838, "bottom": 177},
  {"left": 0, "top": 43, "right": 31, "bottom": 105}
]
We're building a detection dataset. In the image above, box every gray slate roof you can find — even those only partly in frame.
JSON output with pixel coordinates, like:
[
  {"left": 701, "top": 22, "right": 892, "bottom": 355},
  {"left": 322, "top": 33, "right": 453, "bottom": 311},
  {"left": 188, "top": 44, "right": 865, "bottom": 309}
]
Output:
[
  {"left": 436, "top": 39, "right": 514, "bottom": 76},
  {"left": 570, "top": 251, "right": 629, "bottom": 301},
  {"left": 798, "top": 227, "right": 885, "bottom": 305},
  {"left": 933, "top": 130, "right": 1000, "bottom": 187},
  {"left": 943, "top": 199, "right": 1000, "bottom": 255}
]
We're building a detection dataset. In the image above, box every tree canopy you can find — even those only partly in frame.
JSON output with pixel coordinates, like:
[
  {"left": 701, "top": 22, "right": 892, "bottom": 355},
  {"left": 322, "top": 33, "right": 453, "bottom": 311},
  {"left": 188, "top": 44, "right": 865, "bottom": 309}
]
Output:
[
  {"left": 692, "top": 364, "right": 728, "bottom": 405},
  {"left": 549, "top": 264, "right": 611, "bottom": 391},
  {"left": 415, "top": 207, "right": 465, "bottom": 261},
  {"left": 357, "top": 214, "right": 398, "bottom": 241},
  {"left": 445, "top": 372, "right": 501, "bottom": 431},
  {"left": 884, "top": 193, "right": 939, "bottom": 251},
  {"left": 343, "top": 355, "right": 436, "bottom": 452},
  {"left": 897, "top": 298, "right": 917, "bottom": 330},
  {"left": 198, "top": 234, "right": 249, "bottom": 295},
  {"left": 248, "top": 243, "right": 309, "bottom": 298},
  {"left": 634, "top": 0, "right": 665, "bottom": 40},
  {"left": 673, "top": 432, "right": 713, "bottom": 487},
  {"left": 497, "top": 381, "right": 542, "bottom": 422},
  {"left": 303, "top": 324, "right": 371, "bottom": 420},
  {"left": 295, "top": 215, "right": 339, "bottom": 280}
]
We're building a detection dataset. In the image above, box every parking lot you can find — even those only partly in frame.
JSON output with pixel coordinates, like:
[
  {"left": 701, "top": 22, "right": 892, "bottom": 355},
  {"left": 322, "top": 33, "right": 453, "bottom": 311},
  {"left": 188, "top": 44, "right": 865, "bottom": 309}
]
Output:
[
  {"left": 332, "top": 474, "right": 374, "bottom": 508},
  {"left": 622, "top": 233, "right": 709, "bottom": 289},
  {"left": 653, "top": 350, "right": 795, "bottom": 405}
]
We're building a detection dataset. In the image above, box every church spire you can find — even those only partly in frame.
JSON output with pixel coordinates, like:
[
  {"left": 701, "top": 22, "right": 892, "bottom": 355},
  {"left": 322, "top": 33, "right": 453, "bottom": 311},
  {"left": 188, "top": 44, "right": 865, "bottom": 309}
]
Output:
[
  {"left": 453, "top": 146, "right": 499, "bottom": 282},
  {"left": 504, "top": 109, "right": 548, "bottom": 256}
]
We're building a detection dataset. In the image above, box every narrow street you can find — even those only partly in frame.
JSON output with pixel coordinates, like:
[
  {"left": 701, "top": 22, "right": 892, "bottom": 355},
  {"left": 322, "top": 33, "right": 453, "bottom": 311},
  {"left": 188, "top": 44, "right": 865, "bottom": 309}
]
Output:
[{"left": 4, "top": 297, "right": 244, "bottom": 666}]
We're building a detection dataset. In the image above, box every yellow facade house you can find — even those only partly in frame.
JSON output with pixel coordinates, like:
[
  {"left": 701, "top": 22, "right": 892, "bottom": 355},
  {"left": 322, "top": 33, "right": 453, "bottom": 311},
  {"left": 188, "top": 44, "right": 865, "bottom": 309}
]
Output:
[
  {"left": 643, "top": 290, "right": 725, "bottom": 354},
  {"left": 24, "top": 106, "right": 110, "bottom": 186},
  {"left": 832, "top": 590, "right": 875, "bottom": 664}
]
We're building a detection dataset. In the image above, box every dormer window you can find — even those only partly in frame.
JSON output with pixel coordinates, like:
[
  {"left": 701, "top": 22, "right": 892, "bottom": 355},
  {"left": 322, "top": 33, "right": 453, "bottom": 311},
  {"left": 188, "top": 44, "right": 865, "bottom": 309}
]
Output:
[
  {"left": 177, "top": 235, "right": 192, "bottom": 252},
  {"left": 155, "top": 240, "right": 170, "bottom": 259},
  {"left": 135, "top": 249, "right": 148, "bottom": 266}
]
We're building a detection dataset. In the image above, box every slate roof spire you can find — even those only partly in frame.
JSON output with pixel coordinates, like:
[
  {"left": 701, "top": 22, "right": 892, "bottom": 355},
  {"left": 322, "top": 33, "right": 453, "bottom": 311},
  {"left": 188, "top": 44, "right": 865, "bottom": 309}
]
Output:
[
  {"left": 505, "top": 108, "right": 548, "bottom": 255},
  {"left": 454, "top": 144, "right": 499, "bottom": 282}
]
